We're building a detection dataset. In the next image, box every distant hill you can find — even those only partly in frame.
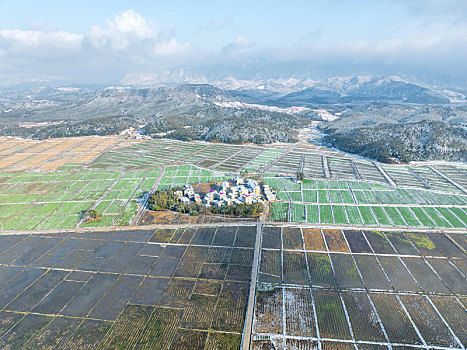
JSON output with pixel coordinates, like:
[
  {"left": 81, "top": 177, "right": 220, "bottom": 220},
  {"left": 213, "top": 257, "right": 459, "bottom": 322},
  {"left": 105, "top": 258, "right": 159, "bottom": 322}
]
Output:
[
  {"left": 121, "top": 72, "right": 466, "bottom": 104},
  {"left": 323, "top": 120, "right": 467, "bottom": 163},
  {"left": 269, "top": 76, "right": 452, "bottom": 105},
  {"left": 0, "top": 84, "right": 305, "bottom": 143},
  {"left": 1, "top": 79, "right": 466, "bottom": 158}
]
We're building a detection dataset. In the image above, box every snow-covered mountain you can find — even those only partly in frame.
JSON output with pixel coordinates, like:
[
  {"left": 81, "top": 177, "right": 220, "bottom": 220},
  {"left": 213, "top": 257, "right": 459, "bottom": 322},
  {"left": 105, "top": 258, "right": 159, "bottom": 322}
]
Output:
[{"left": 120, "top": 72, "right": 466, "bottom": 104}]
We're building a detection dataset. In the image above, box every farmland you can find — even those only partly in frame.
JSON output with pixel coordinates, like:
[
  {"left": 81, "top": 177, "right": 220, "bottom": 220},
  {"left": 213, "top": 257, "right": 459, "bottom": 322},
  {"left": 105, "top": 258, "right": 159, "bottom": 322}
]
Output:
[
  {"left": 0, "top": 136, "right": 140, "bottom": 172},
  {"left": 266, "top": 175, "right": 467, "bottom": 229},
  {"left": 0, "top": 225, "right": 255, "bottom": 349},
  {"left": 0, "top": 136, "right": 466, "bottom": 231},
  {"left": 0, "top": 165, "right": 229, "bottom": 231},
  {"left": 253, "top": 226, "right": 467, "bottom": 349},
  {"left": 0, "top": 136, "right": 465, "bottom": 348}
]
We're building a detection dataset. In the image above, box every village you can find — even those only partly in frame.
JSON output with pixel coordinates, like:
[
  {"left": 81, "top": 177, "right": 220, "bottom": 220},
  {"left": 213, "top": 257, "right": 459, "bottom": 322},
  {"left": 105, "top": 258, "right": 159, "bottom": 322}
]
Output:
[
  {"left": 119, "top": 126, "right": 152, "bottom": 140},
  {"left": 174, "top": 177, "right": 277, "bottom": 209}
]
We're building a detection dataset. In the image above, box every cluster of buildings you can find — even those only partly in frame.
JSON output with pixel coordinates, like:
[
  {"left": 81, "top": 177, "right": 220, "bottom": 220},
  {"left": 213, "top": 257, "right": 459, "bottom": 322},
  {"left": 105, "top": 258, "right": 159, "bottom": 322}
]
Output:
[
  {"left": 174, "top": 177, "right": 277, "bottom": 209},
  {"left": 120, "top": 126, "right": 152, "bottom": 140}
]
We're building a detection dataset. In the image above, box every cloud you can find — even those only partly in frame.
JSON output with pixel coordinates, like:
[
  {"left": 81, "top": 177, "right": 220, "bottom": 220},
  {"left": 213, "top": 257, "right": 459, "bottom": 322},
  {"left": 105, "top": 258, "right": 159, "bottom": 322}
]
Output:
[
  {"left": 87, "top": 10, "right": 158, "bottom": 51},
  {"left": 0, "top": 29, "right": 83, "bottom": 58},
  {"left": 84, "top": 10, "right": 189, "bottom": 58},
  {"left": 221, "top": 36, "right": 254, "bottom": 56},
  {"left": 152, "top": 39, "right": 190, "bottom": 56},
  {"left": 225, "top": 17, "right": 467, "bottom": 70},
  {"left": 0, "top": 7, "right": 466, "bottom": 86},
  {"left": 84, "top": 10, "right": 189, "bottom": 57},
  {"left": 0, "top": 10, "right": 190, "bottom": 83},
  {"left": 398, "top": 0, "right": 467, "bottom": 20},
  {"left": 302, "top": 29, "right": 323, "bottom": 42}
]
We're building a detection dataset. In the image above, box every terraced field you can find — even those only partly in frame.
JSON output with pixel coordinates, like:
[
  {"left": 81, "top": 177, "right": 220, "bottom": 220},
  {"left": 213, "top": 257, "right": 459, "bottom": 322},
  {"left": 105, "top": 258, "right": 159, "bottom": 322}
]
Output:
[
  {"left": 253, "top": 226, "right": 467, "bottom": 349},
  {"left": 1, "top": 137, "right": 466, "bottom": 232}
]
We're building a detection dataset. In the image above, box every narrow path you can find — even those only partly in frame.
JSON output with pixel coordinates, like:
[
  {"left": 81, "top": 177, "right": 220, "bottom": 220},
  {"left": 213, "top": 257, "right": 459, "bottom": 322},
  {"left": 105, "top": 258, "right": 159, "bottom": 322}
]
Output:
[
  {"left": 214, "top": 144, "right": 250, "bottom": 170},
  {"left": 261, "top": 141, "right": 301, "bottom": 178},
  {"left": 241, "top": 222, "right": 262, "bottom": 350},
  {"left": 2, "top": 220, "right": 466, "bottom": 237},
  {"left": 428, "top": 165, "right": 467, "bottom": 194},
  {"left": 132, "top": 165, "right": 167, "bottom": 225},
  {"left": 373, "top": 162, "right": 396, "bottom": 187}
]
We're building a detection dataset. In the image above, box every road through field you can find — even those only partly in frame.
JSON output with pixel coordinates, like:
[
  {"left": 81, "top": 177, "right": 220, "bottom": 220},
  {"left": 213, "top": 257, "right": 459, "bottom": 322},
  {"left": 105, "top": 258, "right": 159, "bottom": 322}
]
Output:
[
  {"left": 132, "top": 165, "right": 167, "bottom": 225},
  {"left": 241, "top": 222, "right": 263, "bottom": 350}
]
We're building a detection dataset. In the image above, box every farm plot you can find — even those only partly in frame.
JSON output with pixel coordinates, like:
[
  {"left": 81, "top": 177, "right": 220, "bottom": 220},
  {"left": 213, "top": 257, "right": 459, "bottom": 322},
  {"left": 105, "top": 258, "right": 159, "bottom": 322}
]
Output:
[
  {"left": 354, "top": 160, "right": 388, "bottom": 184},
  {"left": 0, "top": 136, "right": 130, "bottom": 172},
  {"left": 253, "top": 226, "right": 467, "bottom": 349},
  {"left": 259, "top": 249, "right": 281, "bottom": 283},
  {"left": 0, "top": 165, "right": 235, "bottom": 230},
  {"left": 284, "top": 287, "right": 317, "bottom": 337},
  {"left": 341, "top": 291, "right": 386, "bottom": 342},
  {"left": 215, "top": 146, "right": 263, "bottom": 172},
  {"left": 434, "top": 164, "right": 467, "bottom": 190},
  {"left": 0, "top": 225, "right": 255, "bottom": 349},
  {"left": 328, "top": 157, "right": 358, "bottom": 180},
  {"left": 330, "top": 253, "right": 364, "bottom": 288},
  {"left": 253, "top": 286, "right": 283, "bottom": 334},
  {"left": 302, "top": 228, "right": 326, "bottom": 251},
  {"left": 242, "top": 148, "right": 283, "bottom": 173},
  {"left": 319, "top": 204, "right": 334, "bottom": 224},
  {"left": 270, "top": 202, "right": 289, "bottom": 222},
  {"left": 332, "top": 205, "right": 348, "bottom": 224},
  {"left": 90, "top": 139, "right": 225, "bottom": 171},
  {"left": 303, "top": 154, "right": 326, "bottom": 179},
  {"left": 399, "top": 294, "right": 460, "bottom": 348},
  {"left": 268, "top": 173, "right": 466, "bottom": 228},
  {"left": 313, "top": 289, "right": 352, "bottom": 339},
  {"left": 370, "top": 293, "right": 422, "bottom": 345},
  {"left": 412, "top": 165, "right": 462, "bottom": 193},
  {"left": 267, "top": 151, "right": 302, "bottom": 175},
  {"left": 156, "top": 165, "right": 229, "bottom": 191},
  {"left": 382, "top": 165, "right": 427, "bottom": 189},
  {"left": 290, "top": 203, "right": 306, "bottom": 223},
  {"left": 307, "top": 252, "right": 337, "bottom": 287}
]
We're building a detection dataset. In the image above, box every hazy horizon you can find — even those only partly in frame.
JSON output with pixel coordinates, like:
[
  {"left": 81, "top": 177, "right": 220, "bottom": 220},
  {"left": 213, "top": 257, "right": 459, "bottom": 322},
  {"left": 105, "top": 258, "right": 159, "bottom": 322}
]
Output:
[{"left": 1, "top": 0, "right": 467, "bottom": 87}]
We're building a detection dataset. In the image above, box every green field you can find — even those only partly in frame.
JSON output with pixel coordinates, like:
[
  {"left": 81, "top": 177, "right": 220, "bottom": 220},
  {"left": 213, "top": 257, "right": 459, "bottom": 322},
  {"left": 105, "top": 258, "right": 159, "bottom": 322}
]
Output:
[
  {"left": 1, "top": 140, "right": 466, "bottom": 231},
  {"left": 0, "top": 165, "right": 229, "bottom": 231}
]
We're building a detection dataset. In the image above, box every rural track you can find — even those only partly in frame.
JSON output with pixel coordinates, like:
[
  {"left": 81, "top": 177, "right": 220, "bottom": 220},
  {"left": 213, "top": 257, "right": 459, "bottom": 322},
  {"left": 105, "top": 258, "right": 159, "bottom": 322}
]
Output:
[
  {"left": 241, "top": 222, "right": 263, "bottom": 350},
  {"left": 260, "top": 141, "right": 302, "bottom": 180},
  {"left": 132, "top": 165, "right": 168, "bottom": 225},
  {"left": 214, "top": 144, "right": 252, "bottom": 170},
  {"left": 2, "top": 220, "right": 466, "bottom": 237}
]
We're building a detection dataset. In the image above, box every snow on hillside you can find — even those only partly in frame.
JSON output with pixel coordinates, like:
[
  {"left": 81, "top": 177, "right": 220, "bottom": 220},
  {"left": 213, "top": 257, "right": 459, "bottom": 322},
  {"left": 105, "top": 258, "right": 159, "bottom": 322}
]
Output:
[{"left": 213, "top": 101, "right": 309, "bottom": 114}]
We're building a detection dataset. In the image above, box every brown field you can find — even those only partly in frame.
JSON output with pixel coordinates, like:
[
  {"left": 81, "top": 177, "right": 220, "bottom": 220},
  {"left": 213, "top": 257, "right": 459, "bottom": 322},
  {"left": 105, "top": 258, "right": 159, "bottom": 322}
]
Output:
[
  {"left": 302, "top": 228, "right": 326, "bottom": 251},
  {"left": 322, "top": 229, "right": 350, "bottom": 252},
  {"left": 140, "top": 210, "right": 258, "bottom": 225},
  {"left": 0, "top": 136, "right": 144, "bottom": 171}
]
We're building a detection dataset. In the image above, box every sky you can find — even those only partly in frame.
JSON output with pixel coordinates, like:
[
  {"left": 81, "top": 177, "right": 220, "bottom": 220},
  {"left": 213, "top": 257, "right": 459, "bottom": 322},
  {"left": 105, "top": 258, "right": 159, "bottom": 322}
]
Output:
[{"left": 0, "top": 0, "right": 466, "bottom": 86}]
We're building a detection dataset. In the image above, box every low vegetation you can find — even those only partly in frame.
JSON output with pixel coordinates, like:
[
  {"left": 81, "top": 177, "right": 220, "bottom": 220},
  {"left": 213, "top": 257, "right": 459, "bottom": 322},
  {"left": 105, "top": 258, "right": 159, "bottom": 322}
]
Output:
[{"left": 81, "top": 209, "right": 101, "bottom": 222}]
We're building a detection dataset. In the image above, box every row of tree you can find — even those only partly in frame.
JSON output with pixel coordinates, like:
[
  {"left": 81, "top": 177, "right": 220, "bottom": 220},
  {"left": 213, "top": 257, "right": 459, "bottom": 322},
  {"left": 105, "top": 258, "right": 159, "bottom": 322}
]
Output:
[{"left": 147, "top": 187, "right": 263, "bottom": 217}]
